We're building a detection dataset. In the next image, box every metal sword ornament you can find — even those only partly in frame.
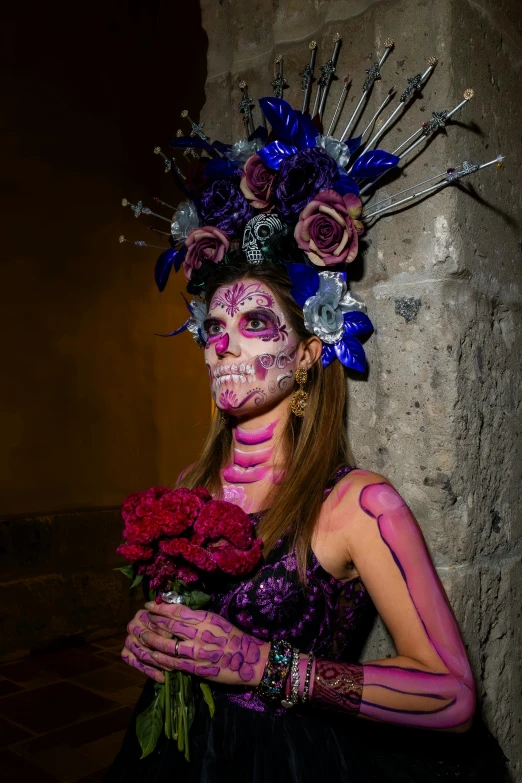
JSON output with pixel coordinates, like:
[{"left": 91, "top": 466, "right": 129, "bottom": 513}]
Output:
[
  {"left": 300, "top": 40, "right": 317, "bottom": 115},
  {"left": 272, "top": 55, "right": 289, "bottom": 99},
  {"left": 312, "top": 33, "right": 342, "bottom": 119},
  {"left": 238, "top": 81, "right": 256, "bottom": 137},
  {"left": 339, "top": 38, "right": 394, "bottom": 142}
]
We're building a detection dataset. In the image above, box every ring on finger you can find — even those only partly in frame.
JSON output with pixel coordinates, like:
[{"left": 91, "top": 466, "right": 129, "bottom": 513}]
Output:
[
  {"left": 138, "top": 629, "right": 149, "bottom": 647},
  {"left": 173, "top": 639, "right": 180, "bottom": 657}
]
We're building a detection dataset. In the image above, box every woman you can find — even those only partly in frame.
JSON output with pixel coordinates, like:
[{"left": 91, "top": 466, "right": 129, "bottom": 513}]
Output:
[
  {"left": 106, "top": 259, "right": 505, "bottom": 782},
  {"left": 109, "top": 40, "right": 507, "bottom": 777}
]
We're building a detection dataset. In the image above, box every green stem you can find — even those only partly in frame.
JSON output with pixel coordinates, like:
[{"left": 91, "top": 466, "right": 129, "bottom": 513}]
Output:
[
  {"left": 177, "top": 673, "right": 184, "bottom": 755},
  {"left": 164, "top": 672, "right": 172, "bottom": 739}
]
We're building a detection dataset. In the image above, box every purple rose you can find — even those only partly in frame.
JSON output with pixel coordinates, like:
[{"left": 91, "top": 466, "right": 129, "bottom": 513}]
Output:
[
  {"left": 183, "top": 226, "right": 230, "bottom": 281},
  {"left": 200, "top": 177, "right": 254, "bottom": 236},
  {"left": 274, "top": 148, "right": 337, "bottom": 220},
  {"left": 295, "top": 189, "right": 364, "bottom": 266},
  {"left": 240, "top": 154, "right": 276, "bottom": 211}
]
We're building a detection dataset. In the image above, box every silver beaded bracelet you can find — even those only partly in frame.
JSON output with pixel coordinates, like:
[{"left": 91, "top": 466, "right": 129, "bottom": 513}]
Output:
[
  {"left": 301, "top": 652, "right": 315, "bottom": 704},
  {"left": 281, "top": 648, "right": 300, "bottom": 709}
]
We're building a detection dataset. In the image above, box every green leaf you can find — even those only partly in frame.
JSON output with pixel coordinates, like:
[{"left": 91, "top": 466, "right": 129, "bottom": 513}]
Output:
[
  {"left": 114, "top": 564, "right": 135, "bottom": 579},
  {"left": 148, "top": 588, "right": 157, "bottom": 602},
  {"left": 136, "top": 685, "right": 164, "bottom": 759},
  {"left": 200, "top": 682, "right": 215, "bottom": 718},
  {"left": 170, "top": 578, "right": 182, "bottom": 594},
  {"left": 184, "top": 590, "right": 210, "bottom": 610},
  {"left": 130, "top": 573, "right": 143, "bottom": 590}
]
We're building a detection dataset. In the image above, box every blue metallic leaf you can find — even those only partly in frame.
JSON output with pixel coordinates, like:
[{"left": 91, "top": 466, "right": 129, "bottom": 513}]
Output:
[
  {"left": 334, "top": 337, "right": 367, "bottom": 371},
  {"left": 294, "top": 110, "right": 319, "bottom": 149},
  {"left": 173, "top": 245, "right": 187, "bottom": 273},
  {"left": 332, "top": 169, "right": 360, "bottom": 196},
  {"left": 257, "top": 140, "right": 298, "bottom": 170},
  {"left": 321, "top": 344, "right": 336, "bottom": 367},
  {"left": 204, "top": 158, "right": 239, "bottom": 178},
  {"left": 170, "top": 135, "right": 216, "bottom": 156},
  {"left": 155, "top": 320, "right": 190, "bottom": 338},
  {"left": 347, "top": 135, "right": 362, "bottom": 155},
  {"left": 351, "top": 149, "right": 400, "bottom": 179},
  {"left": 259, "top": 97, "right": 298, "bottom": 144},
  {"left": 286, "top": 263, "right": 320, "bottom": 307},
  {"left": 343, "top": 311, "right": 374, "bottom": 337},
  {"left": 154, "top": 248, "right": 177, "bottom": 292}
]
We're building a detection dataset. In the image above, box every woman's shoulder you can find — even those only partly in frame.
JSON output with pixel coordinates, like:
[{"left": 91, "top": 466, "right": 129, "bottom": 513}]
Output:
[
  {"left": 329, "top": 467, "right": 402, "bottom": 524},
  {"left": 335, "top": 466, "right": 393, "bottom": 497}
]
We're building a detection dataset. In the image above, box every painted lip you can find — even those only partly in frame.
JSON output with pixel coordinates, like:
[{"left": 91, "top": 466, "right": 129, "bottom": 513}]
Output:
[{"left": 211, "top": 362, "right": 256, "bottom": 387}]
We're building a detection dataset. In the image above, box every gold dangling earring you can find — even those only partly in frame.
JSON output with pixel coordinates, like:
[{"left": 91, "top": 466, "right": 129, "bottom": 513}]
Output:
[{"left": 290, "top": 367, "right": 308, "bottom": 417}]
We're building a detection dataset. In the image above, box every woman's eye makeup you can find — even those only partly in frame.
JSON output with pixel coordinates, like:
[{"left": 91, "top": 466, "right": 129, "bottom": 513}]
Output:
[
  {"left": 204, "top": 318, "right": 225, "bottom": 343},
  {"left": 204, "top": 308, "right": 287, "bottom": 349},
  {"left": 239, "top": 309, "right": 279, "bottom": 337}
]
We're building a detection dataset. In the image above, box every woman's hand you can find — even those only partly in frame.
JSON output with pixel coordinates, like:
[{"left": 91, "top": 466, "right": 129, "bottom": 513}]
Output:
[
  {"left": 139, "top": 601, "right": 269, "bottom": 687},
  {"left": 120, "top": 607, "right": 174, "bottom": 683}
]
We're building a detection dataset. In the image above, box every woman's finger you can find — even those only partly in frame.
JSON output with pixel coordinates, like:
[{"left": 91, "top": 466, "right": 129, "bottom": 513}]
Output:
[
  {"left": 145, "top": 602, "right": 207, "bottom": 624},
  {"left": 140, "top": 629, "right": 191, "bottom": 656},
  {"left": 137, "top": 609, "right": 173, "bottom": 638},
  {"left": 121, "top": 645, "right": 165, "bottom": 683},
  {"left": 146, "top": 616, "right": 199, "bottom": 639},
  {"left": 126, "top": 611, "right": 172, "bottom": 641}
]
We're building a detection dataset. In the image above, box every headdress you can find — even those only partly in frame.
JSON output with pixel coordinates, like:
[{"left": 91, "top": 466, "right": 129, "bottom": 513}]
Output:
[{"left": 120, "top": 37, "right": 503, "bottom": 373}]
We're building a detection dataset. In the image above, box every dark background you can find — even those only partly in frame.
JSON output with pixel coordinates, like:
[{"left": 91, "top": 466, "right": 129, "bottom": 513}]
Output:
[{"left": 1, "top": 0, "right": 210, "bottom": 515}]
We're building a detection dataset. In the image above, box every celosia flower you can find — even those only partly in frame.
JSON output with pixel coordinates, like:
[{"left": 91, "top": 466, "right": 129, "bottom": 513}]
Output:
[
  {"left": 117, "top": 485, "right": 262, "bottom": 593},
  {"left": 295, "top": 189, "right": 364, "bottom": 266},
  {"left": 194, "top": 500, "right": 255, "bottom": 550},
  {"left": 116, "top": 543, "right": 154, "bottom": 562},
  {"left": 159, "top": 536, "right": 218, "bottom": 572},
  {"left": 205, "top": 539, "right": 263, "bottom": 576}
]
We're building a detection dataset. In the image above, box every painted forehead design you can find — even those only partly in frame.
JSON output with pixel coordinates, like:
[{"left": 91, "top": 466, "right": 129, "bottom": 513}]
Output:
[{"left": 209, "top": 281, "right": 278, "bottom": 317}]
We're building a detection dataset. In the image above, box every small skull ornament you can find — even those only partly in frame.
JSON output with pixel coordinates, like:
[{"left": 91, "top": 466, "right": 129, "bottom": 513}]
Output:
[{"left": 242, "top": 213, "right": 284, "bottom": 263}]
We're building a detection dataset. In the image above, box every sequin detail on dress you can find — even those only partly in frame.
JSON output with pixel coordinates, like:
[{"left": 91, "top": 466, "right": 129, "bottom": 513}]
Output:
[{"left": 211, "top": 465, "right": 373, "bottom": 712}]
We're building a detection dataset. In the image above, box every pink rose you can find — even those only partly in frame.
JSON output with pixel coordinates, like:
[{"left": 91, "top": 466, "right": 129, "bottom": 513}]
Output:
[
  {"left": 294, "top": 189, "right": 364, "bottom": 266},
  {"left": 183, "top": 226, "right": 230, "bottom": 281},
  {"left": 240, "top": 154, "right": 276, "bottom": 211}
]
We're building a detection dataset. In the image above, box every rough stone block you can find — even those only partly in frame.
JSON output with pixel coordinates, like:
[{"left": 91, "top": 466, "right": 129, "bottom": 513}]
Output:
[{"left": 198, "top": 0, "right": 521, "bottom": 775}]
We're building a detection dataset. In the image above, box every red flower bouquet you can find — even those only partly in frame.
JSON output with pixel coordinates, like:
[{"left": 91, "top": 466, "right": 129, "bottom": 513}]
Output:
[{"left": 115, "top": 486, "right": 262, "bottom": 760}]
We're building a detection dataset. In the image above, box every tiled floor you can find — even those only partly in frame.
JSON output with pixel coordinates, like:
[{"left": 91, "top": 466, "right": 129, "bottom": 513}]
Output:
[{"left": 0, "top": 635, "right": 145, "bottom": 782}]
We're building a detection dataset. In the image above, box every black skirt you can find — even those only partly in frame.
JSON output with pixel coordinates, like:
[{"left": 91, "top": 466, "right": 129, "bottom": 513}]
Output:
[{"left": 105, "top": 679, "right": 507, "bottom": 783}]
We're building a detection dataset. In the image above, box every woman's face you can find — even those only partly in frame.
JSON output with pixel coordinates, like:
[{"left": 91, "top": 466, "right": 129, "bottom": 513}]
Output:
[{"left": 204, "top": 277, "right": 300, "bottom": 416}]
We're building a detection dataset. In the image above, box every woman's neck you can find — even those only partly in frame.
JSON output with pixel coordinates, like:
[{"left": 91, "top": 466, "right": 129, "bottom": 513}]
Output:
[{"left": 221, "top": 404, "right": 289, "bottom": 512}]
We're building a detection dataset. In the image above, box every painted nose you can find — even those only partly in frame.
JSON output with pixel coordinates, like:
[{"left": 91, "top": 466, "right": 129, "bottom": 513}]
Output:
[
  {"left": 215, "top": 333, "right": 229, "bottom": 355},
  {"left": 215, "top": 331, "right": 242, "bottom": 358}
]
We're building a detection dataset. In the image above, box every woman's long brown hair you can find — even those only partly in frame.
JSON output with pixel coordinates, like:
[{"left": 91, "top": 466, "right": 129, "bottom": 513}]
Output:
[{"left": 178, "top": 257, "right": 352, "bottom": 582}]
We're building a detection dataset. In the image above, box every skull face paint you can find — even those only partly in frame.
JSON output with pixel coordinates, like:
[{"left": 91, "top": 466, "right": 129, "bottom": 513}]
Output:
[{"left": 204, "top": 278, "right": 298, "bottom": 416}]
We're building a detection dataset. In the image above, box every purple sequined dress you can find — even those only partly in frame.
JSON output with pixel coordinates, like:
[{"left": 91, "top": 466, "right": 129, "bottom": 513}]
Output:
[{"left": 106, "top": 467, "right": 506, "bottom": 783}]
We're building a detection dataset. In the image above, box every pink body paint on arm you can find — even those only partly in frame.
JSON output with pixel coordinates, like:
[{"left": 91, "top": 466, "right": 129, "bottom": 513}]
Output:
[
  {"left": 359, "top": 483, "right": 475, "bottom": 728},
  {"left": 311, "top": 482, "right": 475, "bottom": 730}
]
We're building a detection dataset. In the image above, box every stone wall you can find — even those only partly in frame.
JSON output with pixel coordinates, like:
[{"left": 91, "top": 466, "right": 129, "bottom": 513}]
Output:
[
  {"left": 199, "top": 0, "right": 521, "bottom": 777},
  {"left": 0, "top": 508, "right": 142, "bottom": 663}
]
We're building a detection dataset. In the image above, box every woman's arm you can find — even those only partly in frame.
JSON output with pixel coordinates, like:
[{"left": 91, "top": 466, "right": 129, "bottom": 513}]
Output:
[{"left": 310, "top": 475, "right": 476, "bottom": 732}]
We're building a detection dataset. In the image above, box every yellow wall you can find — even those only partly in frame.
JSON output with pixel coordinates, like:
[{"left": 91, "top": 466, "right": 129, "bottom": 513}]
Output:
[{"left": 0, "top": 0, "right": 209, "bottom": 516}]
